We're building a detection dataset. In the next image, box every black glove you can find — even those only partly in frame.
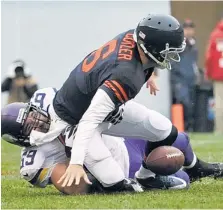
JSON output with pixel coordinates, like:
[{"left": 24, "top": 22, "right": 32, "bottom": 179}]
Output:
[{"left": 59, "top": 125, "right": 77, "bottom": 157}]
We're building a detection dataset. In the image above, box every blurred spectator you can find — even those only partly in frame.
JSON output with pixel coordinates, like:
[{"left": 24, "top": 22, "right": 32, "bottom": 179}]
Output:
[
  {"left": 1, "top": 59, "right": 38, "bottom": 104},
  {"left": 170, "top": 19, "right": 199, "bottom": 132},
  {"left": 205, "top": 18, "right": 223, "bottom": 134}
]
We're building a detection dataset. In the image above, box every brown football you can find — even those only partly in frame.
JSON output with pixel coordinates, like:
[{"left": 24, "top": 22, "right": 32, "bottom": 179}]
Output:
[{"left": 145, "top": 146, "right": 185, "bottom": 175}]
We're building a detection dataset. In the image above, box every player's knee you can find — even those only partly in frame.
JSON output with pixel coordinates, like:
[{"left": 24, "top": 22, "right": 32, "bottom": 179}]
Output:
[
  {"left": 100, "top": 167, "right": 125, "bottom": 187},
  {"left": 181, "top": 132, "right": 190, "bottom": 143},
  {"left": 162, "top": 125, "right": 178, "bottom": 145},
  {"left": 144, "top": 125, "right": 178, "bottom": 157},
  {"left": 145, "top": 110, "right": 173, "bottom": 141},
  {"left": 179, "top": 132, "right": 190, "bottom": 144},
  {"left": 86, "top": 155, "right": 125, "bottom": 187}
]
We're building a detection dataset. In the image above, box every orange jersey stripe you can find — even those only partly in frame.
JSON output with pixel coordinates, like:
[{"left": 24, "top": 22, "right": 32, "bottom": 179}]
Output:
[
  {"left": 110, "top": 80, "right": 128, "bottom": 101},
  {"left": 104, "top": 81, "right": 124, "bottom": 103}
]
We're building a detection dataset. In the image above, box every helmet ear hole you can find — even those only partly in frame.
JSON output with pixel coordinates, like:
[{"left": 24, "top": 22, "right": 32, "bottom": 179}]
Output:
[{"left": 157, "top": 56, "right": 164, "bottom": 62}]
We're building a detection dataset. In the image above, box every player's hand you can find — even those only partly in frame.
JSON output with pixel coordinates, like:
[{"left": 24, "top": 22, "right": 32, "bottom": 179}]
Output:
[
  {"left": 57, "top": 164, "right": 92, "bottom": 187},
  {"left": 146, "top": 76, "right": 159, "bottom": 96}
]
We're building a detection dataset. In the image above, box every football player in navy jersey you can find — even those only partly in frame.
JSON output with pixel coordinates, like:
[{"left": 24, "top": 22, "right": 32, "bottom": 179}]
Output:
[{"left": 51, "top": 14, "right": 188, "bottom": 189}]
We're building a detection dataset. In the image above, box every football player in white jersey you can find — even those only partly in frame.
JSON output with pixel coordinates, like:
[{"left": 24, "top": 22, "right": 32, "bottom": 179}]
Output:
[{"left": 1, "top": 87, "right": 135, "bottom": 194}]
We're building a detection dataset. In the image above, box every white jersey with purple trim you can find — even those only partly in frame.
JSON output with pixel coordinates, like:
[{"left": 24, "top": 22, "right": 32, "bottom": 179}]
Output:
[
  {"left": 20, "top": 87, "right": 68, "bottom": 187},
  {"left": 20, "top": 87, "right": 130, "bottom": 187}
]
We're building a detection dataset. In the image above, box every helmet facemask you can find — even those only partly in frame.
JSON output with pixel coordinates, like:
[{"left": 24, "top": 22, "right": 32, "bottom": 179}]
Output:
[{"left": 19, "top": 103, "right": 51, "bottom": 143}]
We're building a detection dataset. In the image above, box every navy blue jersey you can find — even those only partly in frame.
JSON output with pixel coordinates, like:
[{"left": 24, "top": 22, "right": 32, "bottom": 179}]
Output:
[{"left": 53, "top": 30, "right": 154, "bottom": 124}]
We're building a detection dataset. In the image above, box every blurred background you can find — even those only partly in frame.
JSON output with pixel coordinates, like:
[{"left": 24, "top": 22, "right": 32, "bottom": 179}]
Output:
[{"left": 1, "top": 1, "right": 223, "bottom": 134}]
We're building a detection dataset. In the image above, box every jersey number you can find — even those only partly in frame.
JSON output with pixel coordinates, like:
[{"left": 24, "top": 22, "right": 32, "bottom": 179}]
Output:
[
  {"left": 20, "top": 150, "right": 37, "bottom": 169},
  {"left": 34, "top": 93, "right": 46, "bottom": 109},
  {"left": 82, "top": 39, "right": 117, "bottom": 72}
]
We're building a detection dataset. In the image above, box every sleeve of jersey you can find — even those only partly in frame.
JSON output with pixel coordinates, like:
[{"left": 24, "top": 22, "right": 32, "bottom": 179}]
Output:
[
  {"left": 100, "top": 71, "right": 138, "bottom": 106},
  {"left": 70, "top": 88, "right": 116, "bottom": 165}
]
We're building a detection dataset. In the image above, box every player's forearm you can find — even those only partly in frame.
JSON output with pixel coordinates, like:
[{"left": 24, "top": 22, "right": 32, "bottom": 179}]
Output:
[{"left": 70, "top": 89, "right": 115, "bottom": 165}]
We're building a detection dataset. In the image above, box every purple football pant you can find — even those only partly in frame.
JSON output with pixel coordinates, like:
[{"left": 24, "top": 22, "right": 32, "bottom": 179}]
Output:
[{"left": 124, "top": 132, "right": 193, "bottom": 184}]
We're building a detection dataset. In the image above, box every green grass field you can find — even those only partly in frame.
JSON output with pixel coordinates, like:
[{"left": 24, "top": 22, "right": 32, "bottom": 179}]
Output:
[{"left": 2, "top": 133, "right": 223, "bottom": 209}]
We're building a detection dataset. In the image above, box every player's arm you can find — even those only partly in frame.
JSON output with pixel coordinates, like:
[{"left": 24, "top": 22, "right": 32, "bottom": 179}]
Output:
[
  {"left": 70, "top": 88, "right": 116, "bottom": 165},
  {"left": 70, "top": 65, "right": 138, "bottom": 166}
]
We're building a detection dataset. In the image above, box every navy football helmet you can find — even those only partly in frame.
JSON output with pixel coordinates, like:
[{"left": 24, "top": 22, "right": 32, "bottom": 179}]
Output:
[
  {"left": 134, "top": 14, "right": 186, "bottom": 70},
  {"left": 1, "top": 102, "right": 50, "bottom": 147}
]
